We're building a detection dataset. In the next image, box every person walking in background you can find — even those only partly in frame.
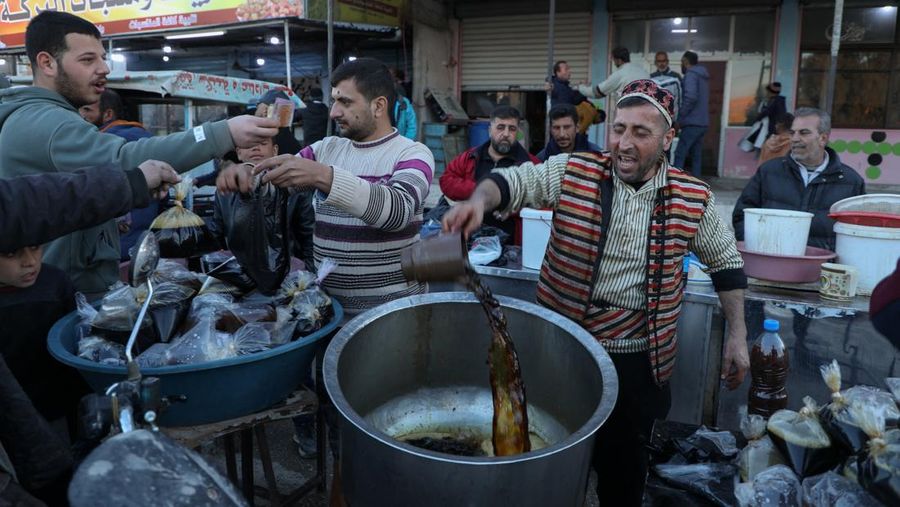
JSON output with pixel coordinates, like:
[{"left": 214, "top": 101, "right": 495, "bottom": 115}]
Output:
[
  {"left": 758, "top": 113, "right": 794, "bottom": 165},
  {"left": 757, "top": 82, "right": 787, "bottom": 140},
  {"left": 673, "top": 51, "right": 710, "bottom": 178}
]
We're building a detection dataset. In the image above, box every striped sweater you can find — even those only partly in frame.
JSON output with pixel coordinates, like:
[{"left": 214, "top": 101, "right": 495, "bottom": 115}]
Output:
[
  {"left": 298, "top": 129, "right": 434, "bottom": 315},
  {"left": 490, "top": 152, "right": 744, "bottom": 384}
]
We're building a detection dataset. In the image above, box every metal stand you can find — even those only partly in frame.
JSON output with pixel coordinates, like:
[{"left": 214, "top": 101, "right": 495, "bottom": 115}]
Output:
[{"left": 164, "top": 388, "right": 322, "bottom": 506}]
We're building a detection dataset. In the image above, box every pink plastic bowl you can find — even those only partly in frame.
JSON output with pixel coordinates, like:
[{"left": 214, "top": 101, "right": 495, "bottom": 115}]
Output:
[{"left": 737, "top": 241, "right": 837, "bottom": 283}]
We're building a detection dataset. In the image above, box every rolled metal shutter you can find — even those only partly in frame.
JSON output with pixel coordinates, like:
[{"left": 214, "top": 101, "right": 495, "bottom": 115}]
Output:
[{"left": 461, "top": 12, "right": 593, "bottom": 91}]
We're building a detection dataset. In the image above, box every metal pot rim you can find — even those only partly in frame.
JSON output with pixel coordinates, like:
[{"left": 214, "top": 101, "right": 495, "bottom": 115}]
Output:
[{"left": 323, "top": 291, "right": 619, "bottom": 465}]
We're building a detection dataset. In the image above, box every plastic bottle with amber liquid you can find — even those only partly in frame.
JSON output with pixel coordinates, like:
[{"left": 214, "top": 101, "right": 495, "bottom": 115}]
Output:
[{"left": 748, "top": 319, "right": 789, "bottom": 418}]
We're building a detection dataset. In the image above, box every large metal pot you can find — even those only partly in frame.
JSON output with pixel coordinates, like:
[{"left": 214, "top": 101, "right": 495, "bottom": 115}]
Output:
[{"left": 324, "top": 292, "right": 618, "bottom": 506}]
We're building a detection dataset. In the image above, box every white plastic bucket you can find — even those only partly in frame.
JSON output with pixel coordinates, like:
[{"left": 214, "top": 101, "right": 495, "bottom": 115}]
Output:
[
  {"left": 520, "top": 207, "right": 553, "bottom": 270},
  {"left": 834, "top": 222, "right": 900, "bottom": 295},
  {"left": 743, "top": 208, "right": 814, "bottom": 256}
]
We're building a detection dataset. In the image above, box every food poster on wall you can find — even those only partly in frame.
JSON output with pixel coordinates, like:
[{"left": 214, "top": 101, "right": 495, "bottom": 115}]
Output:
[{"left": 0, "top": 0, "right": 304, "bottom": 48}]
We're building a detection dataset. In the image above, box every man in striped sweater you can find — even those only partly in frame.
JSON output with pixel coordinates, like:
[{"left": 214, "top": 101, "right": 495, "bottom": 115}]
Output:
[
  {"left": 217, "top": 58, "right": 434, "bottom": 317},
  {"left": 444, "top": 80, "right": 749, "bottom": 506}
]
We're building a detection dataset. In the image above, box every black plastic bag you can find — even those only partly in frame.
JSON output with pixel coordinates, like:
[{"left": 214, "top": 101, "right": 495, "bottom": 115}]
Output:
[
  {"left": 148, "top": 282, "right": 195, "bottom": 343},
  {"left": 150, "top": 178, "right": 216, "bottom": 258},
  {"left": 200, "top": 252, "right": 256, "bottom": 294},
  {"left": 653, "top": 463, "right": 738, "bottom": 507},
  {"left": 223, "top": 181, "right": 289, "bottom": 295}
]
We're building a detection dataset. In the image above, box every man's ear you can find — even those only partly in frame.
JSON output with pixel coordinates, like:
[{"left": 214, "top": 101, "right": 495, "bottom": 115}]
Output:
[
  {"left": 35, "top": 51, "right": 57, "bottom": 78},
  {"left": 371, "top": 96, "right": 388, "bottom": 119},
  {"left": 663, "top": 126, "right": 676, "bottom": 151},
  {"left": 273, "top": 144, "right": 279, "bottom": 156},
  {"left": 101, "top": 109, "right": 115, "bottom": 124}
]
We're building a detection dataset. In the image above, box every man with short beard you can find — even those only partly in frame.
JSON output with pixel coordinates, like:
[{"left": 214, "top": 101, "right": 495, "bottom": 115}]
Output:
[
  {"left": 217, "top": 57, "right": 435, "bottom": 317},
  {"left": 442, "top": 80, "right": 749, "bottom": 506},
  {"left": 440, "top": 106, "right": 540, "bottom": 239},
  {"left": 0, "top": 11, "right": 278, "bottom": 296}
]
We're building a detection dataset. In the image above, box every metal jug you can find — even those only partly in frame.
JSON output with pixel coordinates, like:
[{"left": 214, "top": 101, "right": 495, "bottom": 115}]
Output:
[{"left": 400, "top": 232, "right": 468, "bottom": 282}]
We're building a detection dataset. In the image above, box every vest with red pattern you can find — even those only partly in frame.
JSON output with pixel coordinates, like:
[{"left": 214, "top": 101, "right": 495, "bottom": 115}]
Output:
[{"left": 536, "top": 152, "right": 711, "bottom": 385}]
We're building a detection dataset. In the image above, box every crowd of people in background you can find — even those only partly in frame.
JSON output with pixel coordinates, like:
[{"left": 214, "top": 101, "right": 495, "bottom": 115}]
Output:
[{"left": 1, "top": 8, "right": 897, "bottom": 507}]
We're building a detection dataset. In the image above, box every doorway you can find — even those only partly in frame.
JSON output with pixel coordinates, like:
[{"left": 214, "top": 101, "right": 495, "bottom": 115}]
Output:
[{"left": 701, "top": 61, "right": 727, "bottom": 177}]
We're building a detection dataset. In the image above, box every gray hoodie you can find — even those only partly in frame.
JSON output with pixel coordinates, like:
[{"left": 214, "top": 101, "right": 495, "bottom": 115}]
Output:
[
  {"left": 678, "top": 65, "right": 710, "bottom": 128},
  {"left": 0, "top": 86, "right": 235, "bottom": 294}
]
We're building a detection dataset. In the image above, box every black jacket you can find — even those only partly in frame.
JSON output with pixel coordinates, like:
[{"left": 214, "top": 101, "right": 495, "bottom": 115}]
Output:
[
  {"left": 732, "top": 148, "right": 866, "bottom": 251},
  {"left": 550, "top": 77, "right": 587, "bottom": 107},
  {"left": 0, "top": 166, "right": 149, "bottom": 502},
  {"left": 0, "top": 166, "right": 149, "bottom": 253},
  {"left": 758, "top": 96, "right": 787, "bottom": 138},
  {"left": 210, "top": 188, "right": 316, "bottom": 272}
]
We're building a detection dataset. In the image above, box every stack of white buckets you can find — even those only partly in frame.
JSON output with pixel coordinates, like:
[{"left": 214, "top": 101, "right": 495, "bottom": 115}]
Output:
[{"left": 830, "top": 194, "right": 900, "bottom": 296}]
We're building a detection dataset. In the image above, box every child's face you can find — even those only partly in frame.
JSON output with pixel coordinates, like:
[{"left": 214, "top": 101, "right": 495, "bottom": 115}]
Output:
[{"left": 0, "top": 245, "right": 42, "bottom": 288}]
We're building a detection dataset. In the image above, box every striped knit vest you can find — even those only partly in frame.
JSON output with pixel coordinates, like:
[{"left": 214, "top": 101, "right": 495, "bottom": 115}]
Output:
[{"left": 536, "top": 152, "right": 711, "bottom": 385}]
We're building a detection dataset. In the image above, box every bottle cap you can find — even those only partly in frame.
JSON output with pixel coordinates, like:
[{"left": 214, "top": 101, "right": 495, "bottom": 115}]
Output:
[{"left": 763, "top": 319, "right": 779, "bottom": 332}]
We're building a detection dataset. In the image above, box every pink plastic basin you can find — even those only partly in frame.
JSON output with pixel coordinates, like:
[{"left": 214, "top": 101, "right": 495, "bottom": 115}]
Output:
[{"left": 737, "top": 241, "right": 837, "bottom": 283}]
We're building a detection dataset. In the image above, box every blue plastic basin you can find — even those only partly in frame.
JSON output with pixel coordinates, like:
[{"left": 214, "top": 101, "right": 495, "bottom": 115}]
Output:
[{"left": 48, "top": 301, "right": 342, "bottom": 426}]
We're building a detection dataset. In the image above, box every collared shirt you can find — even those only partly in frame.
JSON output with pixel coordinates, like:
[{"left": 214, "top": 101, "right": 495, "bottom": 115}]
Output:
[
  {"left": 494, "top": 154, "right": 744, "bottom": 310},
  {"left": 792, "top": 151, "right": 830, "bottom": 187}
]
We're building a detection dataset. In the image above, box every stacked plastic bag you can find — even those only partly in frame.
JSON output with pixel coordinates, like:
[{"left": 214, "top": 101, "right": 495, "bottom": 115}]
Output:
[
  {"left": 648, "top": 358, "right": 899, "bottom": 506},
  {"left": 75, "top": 260, "right": 336, "bottom": 369}
]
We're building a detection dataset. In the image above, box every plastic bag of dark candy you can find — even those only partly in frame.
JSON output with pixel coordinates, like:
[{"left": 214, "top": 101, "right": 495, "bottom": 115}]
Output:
[
  {"left": 851, "top": 401, "right": 900, "bottom": 505},
  {"left": 76, "top": 285, "right": 154, "bottom": 351},
  {"left": 200, "top": 251, "right": 256, "bottom": 294},
  {"left": 150, "top": 178, "right": 216, "bottom": 258},
  {"left": 147, "top": 282, "right": 195, "bottom": 343},
  {"left": 767, "top": 397, "right": 840, "bottom": 478},
  {"left": 819, "top": 360, "right": 900, "bottom": 454},
  {"left": 221, "top": 179, "right": 290, "bottom": 295}
]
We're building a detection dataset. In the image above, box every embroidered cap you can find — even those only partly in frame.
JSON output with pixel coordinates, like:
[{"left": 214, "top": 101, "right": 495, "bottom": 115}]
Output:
[{"left": 616, "top": 79, "right": 677, "bottom": 128}]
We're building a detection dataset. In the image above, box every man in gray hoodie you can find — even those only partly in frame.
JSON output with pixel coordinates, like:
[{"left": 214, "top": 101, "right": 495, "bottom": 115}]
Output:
[
  {"left": 672, "top": 51, "right": 710, "bottom": 178},
  {"left": 0, "top": 11, "right": 279, "bottom": 296}
]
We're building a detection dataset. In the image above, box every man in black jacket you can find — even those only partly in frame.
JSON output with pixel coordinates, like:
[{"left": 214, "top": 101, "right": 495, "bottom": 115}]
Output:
[
  {"left": 0, "top": 161, "right": 179, "bottom": 504},
  {"left": 733, "top": 108, "right": 865, "bottom": 251}
]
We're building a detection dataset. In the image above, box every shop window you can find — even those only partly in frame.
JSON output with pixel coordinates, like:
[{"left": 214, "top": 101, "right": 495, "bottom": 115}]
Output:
[
  {"left": 797, "top": 6, "right": 899, "bottom": 129},
  {"left": 728, "top": 59, "right": 772, "bottom": 126},
  {"left": 614, "top": 20, "right": 646, "bottom": 55},
  {"left": 648, "top": 18, "right": 688, "bottom": 54},
  {"left": 801, "top": 6, "right": 897, "bottom": 46},
  {"left": 733, "top": 14, "right": 774, "bottom": 55},
  {"left": 797, "top": 51, "right": 892, "bottom": 129},
  {"left": 688, "top": 16, "right": 730, "bottom": 54}
]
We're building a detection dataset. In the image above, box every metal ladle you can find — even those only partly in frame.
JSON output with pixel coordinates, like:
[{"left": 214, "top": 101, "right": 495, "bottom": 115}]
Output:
[{"left": 125, "top": 232, "right": 160, "bottom": 381}]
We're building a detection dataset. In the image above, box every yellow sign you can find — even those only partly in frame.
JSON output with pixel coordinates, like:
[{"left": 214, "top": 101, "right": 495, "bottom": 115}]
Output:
[
  {"left": 307, "top": 0, "right": 403, "bottom": 27},
  {"left": 0, "top": 0, "right": 304, "bottom": 48}
]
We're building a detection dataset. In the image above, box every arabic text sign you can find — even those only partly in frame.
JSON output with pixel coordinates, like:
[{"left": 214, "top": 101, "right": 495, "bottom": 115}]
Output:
[{"left": 0, "top": 0, "right": 303, "bottom": 48}]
